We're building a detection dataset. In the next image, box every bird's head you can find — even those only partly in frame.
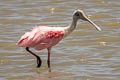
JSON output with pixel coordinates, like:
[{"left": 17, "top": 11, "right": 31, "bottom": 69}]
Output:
[{"left": 73, "top": 9, "right": 101, "bottom": 31}]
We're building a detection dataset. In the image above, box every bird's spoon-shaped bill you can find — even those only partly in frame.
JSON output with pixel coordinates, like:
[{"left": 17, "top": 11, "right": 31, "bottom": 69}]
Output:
[{"left": 86, "top": 18, "right": 101, "bottom": 31}]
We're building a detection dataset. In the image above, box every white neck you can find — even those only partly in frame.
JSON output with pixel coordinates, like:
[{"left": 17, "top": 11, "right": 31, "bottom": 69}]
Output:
[{"left": 64, "top": 17, "right": 78, "bottom": 37}]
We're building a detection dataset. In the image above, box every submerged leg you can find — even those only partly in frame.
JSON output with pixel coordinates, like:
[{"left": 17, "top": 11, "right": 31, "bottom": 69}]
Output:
[
  {"left": 26, "top": 47, "right": 42, "bottom": 68},
  {"left": 47, "top": 47, "right": 51, "bottom": 72},
  {"left": 47, "top": 48, "right": 51, "bottom": 68}
]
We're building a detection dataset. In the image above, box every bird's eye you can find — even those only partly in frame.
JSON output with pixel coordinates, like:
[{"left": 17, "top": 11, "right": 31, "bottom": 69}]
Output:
[{"left": 75, "top": 12, "right": 79, "bottom": 16}]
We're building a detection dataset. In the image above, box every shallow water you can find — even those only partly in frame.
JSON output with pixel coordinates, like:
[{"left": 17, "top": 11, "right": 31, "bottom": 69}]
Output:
[{"left": 0, "top": 0, "right": 120, "bottom": 80}]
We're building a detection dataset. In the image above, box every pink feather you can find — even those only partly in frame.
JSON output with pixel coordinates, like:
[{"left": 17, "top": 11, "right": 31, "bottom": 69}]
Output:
[{"left": 17, "top": 26, "right": 64, "bottom": 50}]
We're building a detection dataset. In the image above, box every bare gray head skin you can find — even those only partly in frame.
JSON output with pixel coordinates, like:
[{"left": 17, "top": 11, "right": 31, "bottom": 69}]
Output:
[
  {"left": 64, "top": 10, "right": 101, "bottom": 37},
  {"left": 73, "top": 9, "right": 101, "bottom": 31}
]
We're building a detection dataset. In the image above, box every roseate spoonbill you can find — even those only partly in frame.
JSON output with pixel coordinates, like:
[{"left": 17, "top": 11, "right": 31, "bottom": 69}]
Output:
[{"left": 17, "top": 10, "right": 101, "bottom": 69}]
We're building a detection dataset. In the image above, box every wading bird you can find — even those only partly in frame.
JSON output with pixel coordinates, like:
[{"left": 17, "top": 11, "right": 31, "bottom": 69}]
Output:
[{"left": 17, "top": 10, "right": 101, "bottom": 70}]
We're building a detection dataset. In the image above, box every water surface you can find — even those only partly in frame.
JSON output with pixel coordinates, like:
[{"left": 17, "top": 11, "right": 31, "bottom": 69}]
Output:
[{"left": 0, "top": 0, "right": 120, "bottom": 80}]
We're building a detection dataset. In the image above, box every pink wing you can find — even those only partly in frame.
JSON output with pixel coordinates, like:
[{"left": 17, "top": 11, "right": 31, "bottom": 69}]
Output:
[{"left": 17, "top": 26, "right": 64, "bottom": 50}]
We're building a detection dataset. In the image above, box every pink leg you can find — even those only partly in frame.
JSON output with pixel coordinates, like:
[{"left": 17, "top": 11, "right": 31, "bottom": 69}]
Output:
[
  {"left": 47, "top": 47, "right": 51, "bottom": 68},
  {"left": 26, "top": 47, "right": 42, "bottom": 68}
]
